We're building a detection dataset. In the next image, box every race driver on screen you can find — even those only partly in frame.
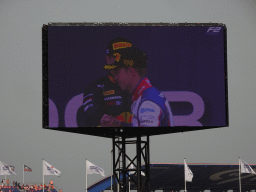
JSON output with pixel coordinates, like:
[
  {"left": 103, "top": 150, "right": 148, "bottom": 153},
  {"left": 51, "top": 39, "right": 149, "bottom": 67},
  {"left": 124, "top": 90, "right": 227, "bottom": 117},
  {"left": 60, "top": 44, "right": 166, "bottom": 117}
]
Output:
[
  {"left": 100, "top": 47, "right": 174, "bottom": 127},
  {"left": 76, "top": 37, "right": 133, "bottom": 127}
]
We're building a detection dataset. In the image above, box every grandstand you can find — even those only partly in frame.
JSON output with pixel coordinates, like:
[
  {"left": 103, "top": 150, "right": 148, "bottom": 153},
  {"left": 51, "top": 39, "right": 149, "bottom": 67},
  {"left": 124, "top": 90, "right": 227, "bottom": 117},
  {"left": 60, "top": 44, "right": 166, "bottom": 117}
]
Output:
[
  {"left": 0, "top": 182, "right": 59, "bottom": 192},
  {"left": 0, "top": 187, "right": 57, "bottom": 192}
]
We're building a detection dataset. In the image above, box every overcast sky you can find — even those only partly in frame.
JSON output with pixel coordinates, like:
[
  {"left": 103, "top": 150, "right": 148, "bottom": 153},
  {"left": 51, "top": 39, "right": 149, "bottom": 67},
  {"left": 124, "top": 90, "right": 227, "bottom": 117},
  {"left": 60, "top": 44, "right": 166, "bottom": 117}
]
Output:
[{"left": 0, "top": 0, "right": 256, "bottom": 192}]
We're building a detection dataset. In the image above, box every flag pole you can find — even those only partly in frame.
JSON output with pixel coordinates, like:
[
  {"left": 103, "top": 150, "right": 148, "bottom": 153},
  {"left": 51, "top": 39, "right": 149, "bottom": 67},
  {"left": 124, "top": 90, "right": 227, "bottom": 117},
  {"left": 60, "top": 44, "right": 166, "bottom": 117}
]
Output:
[
  {"left": 86, "top": 159, "right": 87, "bottom": 192},
  {"left": 23, "top": 164, "right": 24, "bottom": 185},
  {"left": 110, "top": 150, "right": 113, "bottom": 192},
  {"left": 184, "top": 158, "right": 186, "bottom": 192},
  {"left": 129, "top": 160, "right": 131, "bottom": 192},
  {"left": 239, "top": 157, "right": 241, "bottom": 192},
  {"left": 43, "top": 159, "right": 44, "bottom": 192}
]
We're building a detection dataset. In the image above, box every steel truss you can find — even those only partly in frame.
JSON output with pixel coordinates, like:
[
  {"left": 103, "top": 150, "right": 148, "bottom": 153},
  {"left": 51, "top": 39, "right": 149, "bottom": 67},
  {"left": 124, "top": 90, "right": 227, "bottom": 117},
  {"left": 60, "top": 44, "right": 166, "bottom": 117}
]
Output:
[{"left": 112, "top": 135, "right": 150, "bottom": 192}]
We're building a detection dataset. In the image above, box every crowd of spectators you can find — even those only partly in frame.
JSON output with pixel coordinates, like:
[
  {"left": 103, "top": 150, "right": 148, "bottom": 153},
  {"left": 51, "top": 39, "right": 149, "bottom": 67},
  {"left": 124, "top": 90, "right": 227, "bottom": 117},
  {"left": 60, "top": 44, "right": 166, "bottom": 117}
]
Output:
[{"left": 0, "top": 180, "right": 62, "bottom": 192}]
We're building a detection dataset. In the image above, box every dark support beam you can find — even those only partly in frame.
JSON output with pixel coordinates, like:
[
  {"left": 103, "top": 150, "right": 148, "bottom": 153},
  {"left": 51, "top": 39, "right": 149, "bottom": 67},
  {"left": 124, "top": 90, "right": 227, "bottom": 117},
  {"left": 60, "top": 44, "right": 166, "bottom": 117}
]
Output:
[
  {"left": 112, "top": 135, "right": 150, "bottom": 192},
  {"left": 146, "top": 135, "right": 150, "bottom": 191},
  {"left": 122, "top": 135, "right": 126, "bottom": 191},
  {"left": 112, "top": 136, "right": 117, "bottom": 192},
  {"left": 137, "top": 136, "right": 141, "bottom": 192}
]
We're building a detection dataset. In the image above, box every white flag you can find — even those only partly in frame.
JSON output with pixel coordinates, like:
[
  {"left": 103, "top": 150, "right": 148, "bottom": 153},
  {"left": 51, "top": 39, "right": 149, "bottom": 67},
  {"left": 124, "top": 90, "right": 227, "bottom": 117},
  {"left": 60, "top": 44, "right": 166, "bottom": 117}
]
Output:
[
  {"left": 9, "top": 165, "right": 15, "bottom": 172},
  {"left": 240, "top": 159, "right": 256, "bottom": 174},
  {"left": 43, "top": 160, "right": 61, "bottom": 176},
  {"left": 184, "top": 160, "right": 193, "bottom": 182},
  {"left": 86, "top": 160, "right": 105, "bottom": 177},
  {"left": 0, "top": 161, "right": 16, "bottom": 175},
  {"left": 128, "top": 161, "right": 145, "bottom": 176}
]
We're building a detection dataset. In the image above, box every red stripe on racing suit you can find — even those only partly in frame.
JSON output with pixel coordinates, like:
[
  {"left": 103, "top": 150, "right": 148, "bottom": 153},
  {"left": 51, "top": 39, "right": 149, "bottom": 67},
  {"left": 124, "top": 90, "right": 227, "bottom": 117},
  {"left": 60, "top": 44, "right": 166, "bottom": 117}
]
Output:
[{"left": 131, "top": 77, "right": 174, "bottom": 127}]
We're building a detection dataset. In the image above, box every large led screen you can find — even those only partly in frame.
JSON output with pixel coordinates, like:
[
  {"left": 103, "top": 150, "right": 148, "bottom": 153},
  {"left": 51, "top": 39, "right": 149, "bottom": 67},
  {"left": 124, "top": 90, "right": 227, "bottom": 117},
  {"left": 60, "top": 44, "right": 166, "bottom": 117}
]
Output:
[{"left": 42, "top": 23, "right": 228, "bottom": 138}]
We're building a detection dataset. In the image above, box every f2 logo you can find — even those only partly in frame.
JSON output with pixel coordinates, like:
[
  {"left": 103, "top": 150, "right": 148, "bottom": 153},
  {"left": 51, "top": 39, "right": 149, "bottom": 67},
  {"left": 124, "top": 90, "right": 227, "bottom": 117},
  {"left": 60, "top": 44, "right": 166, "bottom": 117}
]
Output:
[{"left": 207, "top": 27, "right": 221, "bottom": 33}]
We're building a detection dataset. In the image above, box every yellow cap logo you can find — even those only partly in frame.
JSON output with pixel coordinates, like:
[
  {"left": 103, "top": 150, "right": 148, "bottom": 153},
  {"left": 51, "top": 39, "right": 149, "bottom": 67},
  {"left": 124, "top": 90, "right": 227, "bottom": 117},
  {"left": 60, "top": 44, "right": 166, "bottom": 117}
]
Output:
[
  {"left": 113, "top": 52, "right": 121, "bottom": 62},
  {"left": 103, "top": 65, "right": 118, "bottom": 70},
  {"left": 123, "top": 59, "right": 134, "bottom": 67},
  {"left": 113, "top": 42, "right": 132, "bottom": 50}
]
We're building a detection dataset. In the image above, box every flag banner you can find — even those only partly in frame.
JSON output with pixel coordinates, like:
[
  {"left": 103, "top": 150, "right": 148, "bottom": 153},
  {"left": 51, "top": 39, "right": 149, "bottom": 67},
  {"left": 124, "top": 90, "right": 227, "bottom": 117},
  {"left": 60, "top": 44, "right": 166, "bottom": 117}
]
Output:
[
  {"left": 240, "top": 159, "right": 256, "bottom": 174},
  {"left": 128, "top": 161, "right": 145, "bottom": 176},
  {"left": 43, "top": 160, "right": 61, "bottom": 176},
  {"left": 184, "top": 160, "right": 193, "bottom": 182},
  {"left": 9, "top": 165, "right": 15, "bottom": 171},
  {"left": 24, "top": 165, "right": 32, "bottom": 172},
  {"left": 0, "top": 162, "right": 16, "bottom": 175},
  {"left": 86, "top": 160, "right": 105, "bottom": 177},
  {"left": 0, "top": 161, "right": 10, "bottom": 175}
]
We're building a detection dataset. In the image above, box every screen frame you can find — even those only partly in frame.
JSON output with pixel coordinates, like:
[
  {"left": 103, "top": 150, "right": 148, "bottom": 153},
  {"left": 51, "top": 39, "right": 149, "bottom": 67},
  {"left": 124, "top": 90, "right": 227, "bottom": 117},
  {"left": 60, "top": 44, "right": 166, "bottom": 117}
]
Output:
[{"left": 42, "top": 22, "right": 228, "bottom": 138}]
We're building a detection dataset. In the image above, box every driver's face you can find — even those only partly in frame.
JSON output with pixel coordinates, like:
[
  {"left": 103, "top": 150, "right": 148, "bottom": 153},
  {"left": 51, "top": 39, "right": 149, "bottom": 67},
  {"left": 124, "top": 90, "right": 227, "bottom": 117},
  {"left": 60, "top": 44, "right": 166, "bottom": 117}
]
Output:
[
  {"left": 105, "top": 55, "right": 116, "bottom": 64},
  {"left": 112, "top": 67, "right": 132, "bottom": 91}
]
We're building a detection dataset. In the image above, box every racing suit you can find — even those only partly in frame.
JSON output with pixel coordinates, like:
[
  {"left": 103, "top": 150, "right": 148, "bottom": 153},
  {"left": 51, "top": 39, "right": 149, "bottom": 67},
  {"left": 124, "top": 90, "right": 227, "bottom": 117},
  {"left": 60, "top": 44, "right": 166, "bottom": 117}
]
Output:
[
  {"left": 131, "top": 77, "right": 174, "bottom": 127},
  {"left": 76, "top": 75, "right": 132, "bottom": 127}
]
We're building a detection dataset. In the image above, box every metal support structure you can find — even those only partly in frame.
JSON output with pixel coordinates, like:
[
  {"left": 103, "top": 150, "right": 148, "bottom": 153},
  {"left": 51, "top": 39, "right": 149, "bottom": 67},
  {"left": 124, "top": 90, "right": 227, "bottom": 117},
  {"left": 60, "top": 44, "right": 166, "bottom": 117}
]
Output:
[
  {"left": 137, "top": 136, "right": 141, "bottom": 192},
  {"left": 112, "top": 135, "right": 150, "bottom": 192},
  {"left": 146, "top": 135, "right": 150, "bottom": 191}
]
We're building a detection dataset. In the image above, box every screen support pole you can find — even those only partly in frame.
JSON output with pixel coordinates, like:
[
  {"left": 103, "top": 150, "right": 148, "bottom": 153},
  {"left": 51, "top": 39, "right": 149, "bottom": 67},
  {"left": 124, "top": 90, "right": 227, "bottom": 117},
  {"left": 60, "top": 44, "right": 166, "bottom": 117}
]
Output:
[{"left": 112, "top": 133, "right": 150, "bottom": 192}]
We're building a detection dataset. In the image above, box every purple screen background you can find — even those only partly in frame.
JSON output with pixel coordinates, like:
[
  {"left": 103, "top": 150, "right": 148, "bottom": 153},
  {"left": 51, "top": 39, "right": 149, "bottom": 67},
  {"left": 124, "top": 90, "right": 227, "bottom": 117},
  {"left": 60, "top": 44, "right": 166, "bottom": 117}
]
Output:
[{"left": 47, "top": 26, "right": 227, "bottom": 128}]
